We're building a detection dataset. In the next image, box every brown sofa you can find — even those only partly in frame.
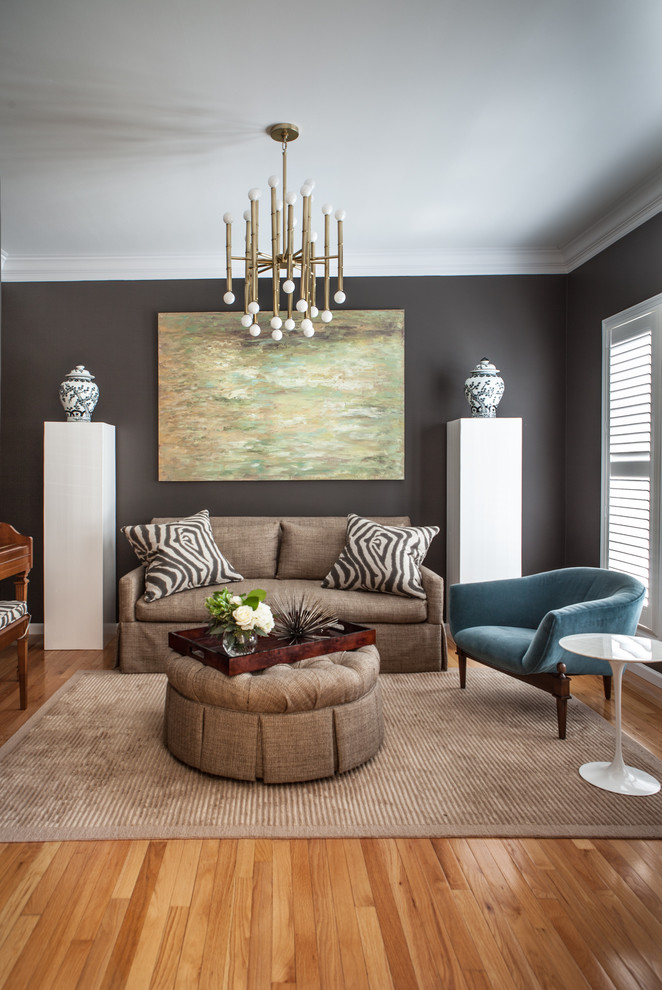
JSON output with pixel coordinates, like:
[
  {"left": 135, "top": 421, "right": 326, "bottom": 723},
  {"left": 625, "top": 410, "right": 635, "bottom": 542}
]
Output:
[{"left": 118, "top": 515, "right": 447, "bottom": 674}]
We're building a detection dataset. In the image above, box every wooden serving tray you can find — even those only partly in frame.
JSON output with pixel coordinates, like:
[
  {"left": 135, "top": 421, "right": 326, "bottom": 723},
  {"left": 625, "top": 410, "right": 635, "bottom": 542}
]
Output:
[{"left": 168, "top": 621, "right": 376, "bottom": 676}]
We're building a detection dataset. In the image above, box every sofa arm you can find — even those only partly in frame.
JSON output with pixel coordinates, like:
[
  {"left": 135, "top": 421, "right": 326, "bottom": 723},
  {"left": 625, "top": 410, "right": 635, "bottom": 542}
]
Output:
[
  {"left": 420, "top": 566, "right": 443, "bottom": 624},
  {"left": 119, "top": 565, "right": 146, "bottom": 622}
]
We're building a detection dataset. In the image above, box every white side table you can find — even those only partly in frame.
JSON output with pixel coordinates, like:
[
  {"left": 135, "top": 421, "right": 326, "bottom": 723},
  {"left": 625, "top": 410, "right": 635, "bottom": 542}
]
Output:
[{"left": 559, "top": 633, "right": 661, "bottom": 796}]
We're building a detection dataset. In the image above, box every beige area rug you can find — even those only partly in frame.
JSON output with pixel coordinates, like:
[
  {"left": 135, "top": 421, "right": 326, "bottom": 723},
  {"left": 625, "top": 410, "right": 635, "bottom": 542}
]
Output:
[{"left": 1, "top": 670, "right": 661, "bottom": 841}]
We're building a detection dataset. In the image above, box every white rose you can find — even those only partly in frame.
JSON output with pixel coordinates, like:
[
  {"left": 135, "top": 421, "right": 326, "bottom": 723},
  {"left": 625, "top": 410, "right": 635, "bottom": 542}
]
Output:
[
  {"left": 231, "top": 595, "right": 243, "bottom": 605},
  {"left": 254, "top": 602, "right": 274, "bottom": 634},
  {"left": 233, "top": 605, "right": 256, "bottom": 630}
]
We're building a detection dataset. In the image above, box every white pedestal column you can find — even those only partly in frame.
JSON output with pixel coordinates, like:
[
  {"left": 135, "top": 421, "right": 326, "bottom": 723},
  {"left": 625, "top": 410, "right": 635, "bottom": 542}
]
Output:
[
  {"left": 44, "top": 422, "right": 116, "bottom": 649},
  {"left": 446, "top": 417, "right": 522, "bottom": 588}
]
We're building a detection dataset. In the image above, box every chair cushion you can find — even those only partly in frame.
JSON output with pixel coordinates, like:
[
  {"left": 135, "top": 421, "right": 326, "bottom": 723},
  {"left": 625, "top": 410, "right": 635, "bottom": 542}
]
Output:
[
  {"left": 322, "top": 513, "right": 438, "bottom": 599},
  {"left": 455, "top": 624, "right": 613, "bottom": 676},
  {"left": 454, "top": 626, "right": 536, "bottom": 674},
  {"left": 122, "top": 509, "right": 243, "bottom": 602},
  {"left": 0, "top": 601, "right": 28, "bottom": 630}
]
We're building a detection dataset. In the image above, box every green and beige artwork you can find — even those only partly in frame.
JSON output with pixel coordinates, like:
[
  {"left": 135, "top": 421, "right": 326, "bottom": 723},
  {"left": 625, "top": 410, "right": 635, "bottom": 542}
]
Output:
[{"left": 158, "top": 310, "right": 405, "bottom": 481}]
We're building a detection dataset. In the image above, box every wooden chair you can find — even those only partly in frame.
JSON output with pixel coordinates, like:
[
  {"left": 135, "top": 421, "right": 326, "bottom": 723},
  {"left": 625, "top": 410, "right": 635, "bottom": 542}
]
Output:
[{"left": 0, "top": 523, "right": 33, "bottom": 709}]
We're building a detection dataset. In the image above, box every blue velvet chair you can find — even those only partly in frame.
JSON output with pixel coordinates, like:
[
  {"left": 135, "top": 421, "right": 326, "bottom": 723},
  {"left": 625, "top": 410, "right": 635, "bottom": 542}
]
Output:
[{"left": 448, "top": 567, "right": 646, "bottom": 738}]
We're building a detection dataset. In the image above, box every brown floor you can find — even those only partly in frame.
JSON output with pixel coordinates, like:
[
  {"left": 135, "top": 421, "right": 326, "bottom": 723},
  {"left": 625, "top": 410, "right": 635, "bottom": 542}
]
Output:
[{"left": 0, "top": 637, "right": 661, "bottom": 989}]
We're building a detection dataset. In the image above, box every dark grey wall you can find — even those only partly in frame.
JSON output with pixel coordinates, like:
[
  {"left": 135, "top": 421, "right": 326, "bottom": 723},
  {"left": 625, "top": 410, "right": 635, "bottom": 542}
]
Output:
[
  {"left": 565, "top": 212, "right": 662, "bottom": 566},
  {"left": 0, "top": 274, "right": 567, "bottom": 620}
]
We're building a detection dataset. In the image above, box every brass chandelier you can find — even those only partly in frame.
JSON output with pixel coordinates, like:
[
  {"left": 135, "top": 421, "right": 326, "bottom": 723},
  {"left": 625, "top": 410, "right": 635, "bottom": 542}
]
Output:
[{"left": 222, "top": 123, "right": 346, "bottom": 340}]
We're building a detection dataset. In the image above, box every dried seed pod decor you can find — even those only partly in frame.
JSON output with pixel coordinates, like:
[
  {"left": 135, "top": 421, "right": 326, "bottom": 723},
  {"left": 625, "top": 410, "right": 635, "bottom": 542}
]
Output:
[{"left": 271, "top": 592, "right": 342, "bottom": 644}]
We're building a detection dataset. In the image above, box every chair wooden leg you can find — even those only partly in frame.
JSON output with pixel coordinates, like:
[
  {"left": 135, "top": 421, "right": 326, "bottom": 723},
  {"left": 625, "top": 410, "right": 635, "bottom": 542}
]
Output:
[
  {"left": 602, "top": 675, "right": 612, "bottom": 700},
  {"left": 554, "top": 661, "right": 570, "bottom": 739},
  {"left": 555, "top": 696, "right": 568, "bottom": 740},
  {"left": 17, "top": 632, "right": 28, "bottom": 710},
  {"left": 458, "top": 649, "right": 467, "bottom": 688}
]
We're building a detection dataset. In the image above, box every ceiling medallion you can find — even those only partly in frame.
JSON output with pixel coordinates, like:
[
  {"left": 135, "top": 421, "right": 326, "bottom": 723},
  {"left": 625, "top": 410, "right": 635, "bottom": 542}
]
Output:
[{"left": 222, "top": 122, "right": 346, "bottom": 340}]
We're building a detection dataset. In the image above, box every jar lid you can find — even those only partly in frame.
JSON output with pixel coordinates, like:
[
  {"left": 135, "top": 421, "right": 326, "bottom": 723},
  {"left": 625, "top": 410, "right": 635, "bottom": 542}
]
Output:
[
  {"left": 470, "top": 357, "right": 499, "bottom": 374},
  {"left": 64, "top": 365, "right": 95, "bottom": 380}
]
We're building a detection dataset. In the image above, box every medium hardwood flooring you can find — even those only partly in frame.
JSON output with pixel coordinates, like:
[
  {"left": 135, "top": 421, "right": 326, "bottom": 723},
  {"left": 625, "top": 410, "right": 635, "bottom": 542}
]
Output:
[{"left": 0, "top": 639, "right": 661, "bottom": 989}]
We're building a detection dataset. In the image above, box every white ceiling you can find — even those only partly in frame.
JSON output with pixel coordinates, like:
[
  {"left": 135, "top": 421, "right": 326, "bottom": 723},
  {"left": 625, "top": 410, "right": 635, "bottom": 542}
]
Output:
[{"left": 2, "top": 0, "right": 662, "bottom": 280}]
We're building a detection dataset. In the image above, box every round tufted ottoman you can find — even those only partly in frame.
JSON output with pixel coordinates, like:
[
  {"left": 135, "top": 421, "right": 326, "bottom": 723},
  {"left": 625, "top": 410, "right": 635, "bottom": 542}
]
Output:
[{"left": 164, "top": 643, "right": 383, "bottom": 783}]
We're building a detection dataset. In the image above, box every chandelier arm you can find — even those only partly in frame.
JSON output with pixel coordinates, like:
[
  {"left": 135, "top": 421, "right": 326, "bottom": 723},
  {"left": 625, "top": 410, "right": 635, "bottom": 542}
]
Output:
[
  {"left": 244, "top": 216, "right": 251, "bottom": 313},
  {"left": 324, "top": 212, "right": 331, "bottom": 311},
  {"left": 311, "top": 239, "right": 317, "bottom": 310},
  {"left": 225, "top": 221, "right": 232, "bottom": 294},
  {"left": 271, "top": 185, "right": 279, "bottom": 318},
  {"left": 337, "top": 216, "right": 344, "bottom": 293},
  {"left": 301, "top": 193, "right": 310, "bottom": 308},
  {"left": 252, "top": 198, "right": 260, "bottom": 305}
]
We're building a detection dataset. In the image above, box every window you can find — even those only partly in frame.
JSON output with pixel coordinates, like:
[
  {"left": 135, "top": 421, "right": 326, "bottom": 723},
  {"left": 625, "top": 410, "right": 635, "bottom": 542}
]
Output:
[{"left": 602, "top": 293, "right": 662, "bottom": 637}]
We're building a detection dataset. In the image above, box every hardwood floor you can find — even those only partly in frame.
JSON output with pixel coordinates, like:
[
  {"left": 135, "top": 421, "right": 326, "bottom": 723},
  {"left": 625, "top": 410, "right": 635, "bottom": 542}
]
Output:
[{"left": 0, "top": 639, "right": 661, "bottom": 989}]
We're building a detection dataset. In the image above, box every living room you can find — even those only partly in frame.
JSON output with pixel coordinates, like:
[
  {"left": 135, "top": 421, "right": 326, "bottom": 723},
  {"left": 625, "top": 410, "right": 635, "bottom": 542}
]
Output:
[{"left": 1, "top": 0, "right": 662, "bottom": 986}]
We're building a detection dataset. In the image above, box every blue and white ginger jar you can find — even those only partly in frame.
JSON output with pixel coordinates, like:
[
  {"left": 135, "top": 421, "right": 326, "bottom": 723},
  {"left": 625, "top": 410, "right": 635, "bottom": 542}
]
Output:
[
  {"left": 464, "top": 358, "right": 505, "bottom": 418},
  {"left": 59, "top": 365, "right": 99, "bottom": 422}
]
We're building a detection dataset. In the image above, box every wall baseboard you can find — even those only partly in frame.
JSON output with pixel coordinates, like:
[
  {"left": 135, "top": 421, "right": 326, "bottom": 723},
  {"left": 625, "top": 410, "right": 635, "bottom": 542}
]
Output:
[{"left": 28, "top": 623, "right": 118, "bottom": 647}]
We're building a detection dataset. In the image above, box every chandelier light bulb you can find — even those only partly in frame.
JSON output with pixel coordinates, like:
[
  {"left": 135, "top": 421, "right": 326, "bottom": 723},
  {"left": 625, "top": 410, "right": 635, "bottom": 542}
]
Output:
[
  {"left": 310, "top": 231, "right": 318, "bottom": 242},
  {"left": 334, "top": 290, "right": 346, "bottom": 304},
  {"left": 285, "top": 191, "right": 297, "bottom": 206},
  {"left": 304, "top": 178, "right": 315, "bottom": 189},
  {"left": 248, "top": 188, "right": 261, "bottom": 201},
  {"left": 268, "top": 175, "right": 279, "bottom": 188},
  {"left": 249, "top": 324, "right": 261, "bottom": 337},
  {"left": 296, "top": 299, "right": 308, "bottom": 313},
  {"left": 303, "top": 325, "right": 315, "bottom": 338},
  {"left": 300, "top": 183, "right": 313, "bottom": 198},
  {"left": 243, "top": 209, "right": 251, "bottom": 221},
  {"left": 223, "top": 291, "right": 235, "bottom": 305},
  {"left": 322, "top": 203, "right": 333, "bottom": 215},
  {"left": 283, "top": 279, "right": 295, "bottom": 294},
  {"left": 321, "top": 310, "right": 333, "bottom": 323},
  {"left": 271, "top": 328, "right": 283, "bottom": 341},
  {"left": 240, "top": 314, "right": 253, "bottom": 328},
  {"left": 335, "top": 208, "right": 346, "bottom": 221},
  {"left": 310, "top": 306, "right": 319, "bottom": 318},
  {"left": 284, "top": 318, "right": 295, "bottom": 331},
  {"left": 247, "top": 300, "right": 260, "bottom": 315},
  {"left": 223, "top": 212, "right": 233, "bottom": 224},
  {"left": 277, "top": 199, "right": 283, "bottom": 211},
  {"left": 270, "top": 316, "right": 283, "bottom": 330},
  {"left": 301, "top": 318, "right": 313, "bottom": 332}
]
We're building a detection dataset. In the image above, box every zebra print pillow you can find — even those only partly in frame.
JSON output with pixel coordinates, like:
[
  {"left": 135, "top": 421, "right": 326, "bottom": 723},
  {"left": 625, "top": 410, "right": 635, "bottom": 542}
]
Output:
[
  {"left": 321, "top": 513, "right": 439, "bottom": 599},
  {"left": 122, "top": 510, "right": 243, "bottom": 602}
]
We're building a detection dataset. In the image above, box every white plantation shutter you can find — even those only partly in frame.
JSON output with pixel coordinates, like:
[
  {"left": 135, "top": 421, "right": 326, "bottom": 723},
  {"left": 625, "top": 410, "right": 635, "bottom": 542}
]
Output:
[{"left": 602, "top": 295, "right": 662, "bottom": 637}]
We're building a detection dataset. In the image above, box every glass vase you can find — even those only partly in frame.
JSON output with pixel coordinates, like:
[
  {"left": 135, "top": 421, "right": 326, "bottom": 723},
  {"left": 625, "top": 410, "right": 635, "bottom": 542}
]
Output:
[{"left": 222, "top": 628, "right": 258, "bottom": 657}]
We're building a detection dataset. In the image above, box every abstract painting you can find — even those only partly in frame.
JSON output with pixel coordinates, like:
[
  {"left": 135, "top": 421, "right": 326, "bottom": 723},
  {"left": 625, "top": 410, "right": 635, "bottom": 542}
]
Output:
[{"left": 158, "top": 310, "right": 404, "bottom": 481}]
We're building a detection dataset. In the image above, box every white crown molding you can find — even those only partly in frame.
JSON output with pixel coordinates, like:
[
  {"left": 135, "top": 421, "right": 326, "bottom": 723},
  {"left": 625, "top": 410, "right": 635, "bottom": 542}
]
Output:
[
  {"left": 0, "top": 247, "right": 568, "bottom": 281},
  {"left": 561, "top": 167, "right": 662, "bottom": 272},
  {"left": 3, "top": 174, "right": 662, "bottom": 283},
  {"left": 344, "top": 248, "right": 568, "bottom": 276}
]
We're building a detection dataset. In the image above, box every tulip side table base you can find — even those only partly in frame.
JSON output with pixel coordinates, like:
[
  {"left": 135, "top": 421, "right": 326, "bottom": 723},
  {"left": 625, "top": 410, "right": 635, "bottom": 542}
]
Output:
[{"left": 560, "top": 634, "right": 661, "bottom": 796}]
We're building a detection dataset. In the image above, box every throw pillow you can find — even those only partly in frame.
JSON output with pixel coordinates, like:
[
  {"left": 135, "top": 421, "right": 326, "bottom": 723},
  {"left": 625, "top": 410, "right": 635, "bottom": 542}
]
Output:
[
  {"left": 122, "top": 509, "right": 243, "bottom": 602},
  {"left": 321, "top": 513, "right": 439, "bottom": 599}
]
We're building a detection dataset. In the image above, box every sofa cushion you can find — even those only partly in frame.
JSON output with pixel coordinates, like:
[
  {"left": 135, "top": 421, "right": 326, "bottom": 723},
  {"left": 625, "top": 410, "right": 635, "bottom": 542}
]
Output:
[
  {"left": 122, "top": 510, "right": 243, "bottom": 602},
  {"left": 322, "top": 513, "right": 439, "bottom": 599},
  {"left": 276, "top": 516, "right": 412, "bottom": 580},
  {"left": 135, "top": 577, "right": 428, "bottom": 624},
  {"left": 152, "top": 517, "right": 281, "bottom": 580}
]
